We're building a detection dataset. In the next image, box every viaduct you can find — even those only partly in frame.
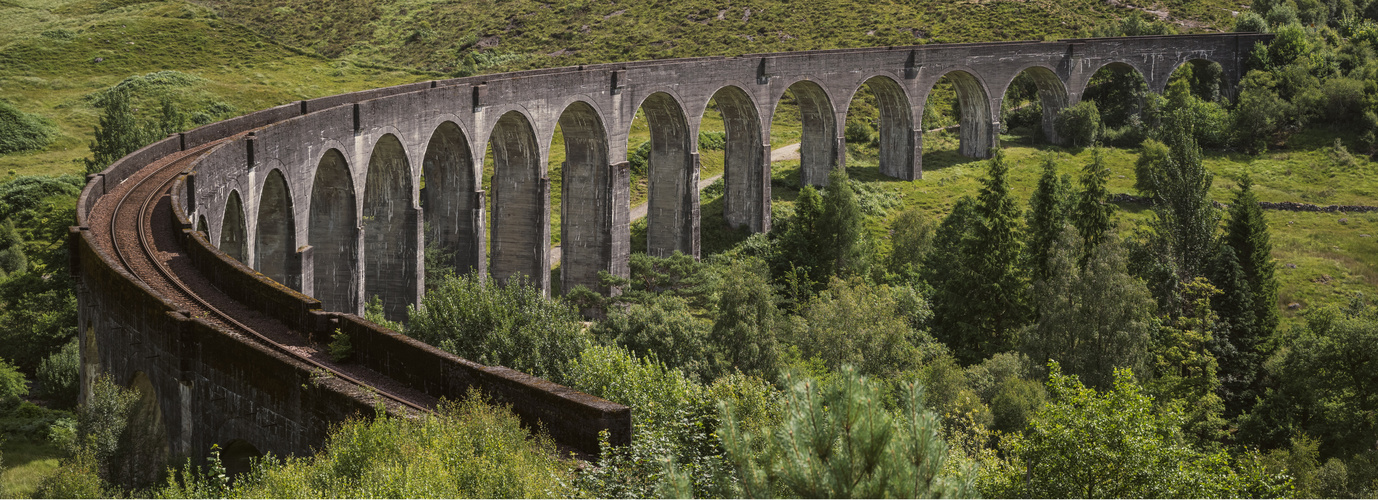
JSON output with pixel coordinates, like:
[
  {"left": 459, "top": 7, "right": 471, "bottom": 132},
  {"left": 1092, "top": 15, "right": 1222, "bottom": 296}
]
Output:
[{"left": 70, "top": 32, "right": 1271, "bottom": 475}]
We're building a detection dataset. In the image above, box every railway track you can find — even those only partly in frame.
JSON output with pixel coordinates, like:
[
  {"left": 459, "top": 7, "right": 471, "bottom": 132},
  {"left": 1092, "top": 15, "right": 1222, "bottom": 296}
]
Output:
[{"left": 105, "top": 141, "right": 432, "bottom": 415}]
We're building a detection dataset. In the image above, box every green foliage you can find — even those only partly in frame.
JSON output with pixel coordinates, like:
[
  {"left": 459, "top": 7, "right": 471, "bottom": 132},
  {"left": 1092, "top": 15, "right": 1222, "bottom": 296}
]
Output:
[
  {"left": 884, "top": 207, "right": 934, "bottom": 281},
  {"left": 791, "top": 278, "right": 946, "bottom": 379},
  {"left": 627, "top": 140, "right": 652, "bottom": 177},
  {"left": 82, "top": 87, "right": 153, "bottom": 175},
  {"left": 36, "top": 338, "right": 79, "bottom": 409},
  {"left": 772, "top": 169, "right": 873, "bottom": 300},
  {"left": 1025, "top": 227, "right": 1155, "bottom": 390},
  {"left": 0, "top": 101, "right": 55, "bottom": 154},
  {"left": 985, "top": 362, "right": 1289, "bottom": 498},
  {"left": 75, "top": 375, "right": 139, "bottom": 484},
  {"left": 1137, "top": 112, "right": 1220, "bottom": 313},
  {"left": 0, "top": 220, "right": 25, "bottom": 278},
  {"left": 1071, "top": 148, "right": 1115, "bottom": 263},
  {"left": 1241, "top": 300, "right": 1378, "bottom": 460},
  {"left": 362, "top": 295, "right": 402, "bottom": 332},
  {"left": 930, "top": 150, "right": 1029, "bottom": 364},
  {"left": 1148, "top": 278, "right": 1228, "bottom": 446},
  {"left": 1133, "top": 138, "right": 1172, "bottom": 198},
  {"left": 159, "top": 393, "right": 574, "bottom": 498},
  {"left": 1084, "top": 65, "right": 1148, "bottom": 130},
  {"left": 0, "top": 357, "right": 29, "bottom": 409},
  {"left": 697, "top": 131, "right": 726, "bottom": 151},
  {"left": 327, "top": 328, "right": 352, "bottom": 363},
  {"left": 1024, "top": 156, "right": 1073, "bottom": 284},
  {"left": 709, "top": 257, "right": 784, "bottom": 380},
  {"left": 31, "top": 445, "right": 109, "bottom": 499},
  {"left": 719, "top": 366, "right": 975, "bottom": 498},
  {"left": 1236, "top": 11, "right": 1271, "bottom": 32},
  {"left": 592, "top": 294, "right": 715, "bottom": 381},
  {"left": 566, "top": 344, "right": 752, "bottom": 498},
  {"left": 1215, "top": 176, "right": 1278, "bottom": 416},
  {"left": 406, "top": 274, "right": 589, "bottom": 383},
  {"left": 1055, "top": 99, "right": 1101, "bottom": 148}
]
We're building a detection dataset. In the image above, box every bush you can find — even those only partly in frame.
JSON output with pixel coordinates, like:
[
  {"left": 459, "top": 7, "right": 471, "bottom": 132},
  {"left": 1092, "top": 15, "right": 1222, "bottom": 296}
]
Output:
[
  {"left": 791, "top": 277, "right": 945, "bottom": 379},
  {"left": 627, "top": 140, "right": 652, "bottom": 177},
  {"left": 406, "top": 274, "right": 589, "bottom": 383},
  {"left": 1235, "top": 11, "right": 1269, "bottom": 33},
  {"left": 592, "top": 294, "right": 715, "bottom": 381},
  {"left": 697, "top": 131, "right": 725, "bottom": 151},
  {"left": 1056, "top": 100, "right": 1100, "bottom": 147},
  {"left": 718, "top": 366, "right": 975, "bottom": 498},
  {"left": 0, "top": 101, "right": 55, "bottom": 154},
  {"left": 37, "top": 338, "right": 79, "bottom": 408},
  {"left": 158, "top": 392, "right": 574, "bottom": 498},
  {"left": 844, "top": 119, "right": 875, "bottom": 146},
  {"left": 0, "top": 356, "right": 28, "bottom": 413},
  {"left": 1317, "top": 77, "right": 1365, "bottom": 124},
  {"left": 32, "top": 446, "right": 109, "bottom": 499}
]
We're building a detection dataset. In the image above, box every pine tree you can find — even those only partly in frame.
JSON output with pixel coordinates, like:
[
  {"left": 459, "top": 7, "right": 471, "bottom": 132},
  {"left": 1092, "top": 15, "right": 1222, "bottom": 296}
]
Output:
[
  {"left": 1025, "top": 156, "right": 1072, "bottom": 284},
  {"left": 1217, "top": 175, "right": 1278, "bottom": 417},
  {"left": 1207, "top": 244, "right": 1258, "bottom": 417},
  {"left": 83, "top": 88, "right": 151, "bottom": 175},
  {"left": 931, "top": 149, "right": 1029, "bottom": 364},
  {"left": 1073, "top": 148, "right": 1115, "bottom": 264},
  {"left": 1222, "top": 175, "right": 1279, "bottom": 345},
  {"left": 924, "top": 197, "right": 977, "bottom": 357},
  {"left": 817, "top": 168, "right": 870, "bottom": 277}
]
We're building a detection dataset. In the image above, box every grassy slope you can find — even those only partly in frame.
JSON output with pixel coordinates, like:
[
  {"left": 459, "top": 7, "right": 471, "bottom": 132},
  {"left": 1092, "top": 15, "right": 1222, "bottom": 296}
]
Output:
[
  {"left": 0, "top": 0, "right": 429, "bottom": 178},
  {"left": 0, "top": 436, "right": 64, "bottom": 497}
]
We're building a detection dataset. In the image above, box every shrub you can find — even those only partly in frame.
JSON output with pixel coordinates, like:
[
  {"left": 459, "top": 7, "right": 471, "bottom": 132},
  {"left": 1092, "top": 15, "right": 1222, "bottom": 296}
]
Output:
[
  {"left": 32, "top": 446, "right": 109, "bottom": 499},
  {"left": 0, "top": 101, "right": 55, "bottom": 154},
  {"left": 697, "top": 130, "right": 726, "bottom": 151},
  {"left": 327, "top": 329, "right": 352, "bottom": 362},
  {"left": 0, "top": 357, "right": 28, "bottom": 409},
  {"left": 1317, "top": 77, "right": 1365, "bottom": 124},
  {"left": 844, "top": 119, "right": 875, "bottom": 146},
  {"left": 406, "top": 274, "right": 589, "bottom": 383},
  {"left": 792, "top": 277, "right": 945, "bottom": 379},
  {"left": 718, "top": 366, "right": 975, "bottom": 498},
  {"left": 1056, "top": 100, "right": 1100, "bottom": 147},
  {"left": 1235, "top": 11, "right": 1269, "bottom": 33},
  {"left": 627, "top": 140, "right": 652, "bottom": 177},
  {"left": 591, "top": 294, "right": 714, "bottom": 381},
  {"left": 158, "top": 392, "right": 574, "bottom": 498},
  {"left": 37, "top": 338, "right": 79, "bottom": 408}
]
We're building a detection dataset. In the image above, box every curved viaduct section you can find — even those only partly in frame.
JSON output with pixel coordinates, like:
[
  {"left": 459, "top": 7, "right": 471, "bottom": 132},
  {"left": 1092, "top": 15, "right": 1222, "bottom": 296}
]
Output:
[{"left": 71, "top": 33, "right": 1268, "bottom": 468}]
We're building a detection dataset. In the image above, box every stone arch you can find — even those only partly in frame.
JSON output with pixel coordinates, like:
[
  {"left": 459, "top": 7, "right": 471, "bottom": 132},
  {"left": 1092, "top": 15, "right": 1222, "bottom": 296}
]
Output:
[
  {"left": 121, "top": 371, "right": 170, "bottom": 488},
  {"left": 363, "top": 133, "right": 418, "bottom": 322},
  {"left": 712, "top": 85, "right": 768, "bottom": 232},
  {"left": 255, "top": 169, "right": 297, "bottom": 289},
  {"left": 852, "top": 75, "right": 916, "bottom": 180},
  {"left": 556, "top": 101, "right": 613, "bottom": 294},
  {"left": 488, "top": 110, "right": 548, "bottom": 290},
  {"left": 998, "top": 66, "right": 1070, "bottom": 145},
  {"left": 639, "top": 91, "right": 697, "bottom": 258},
  {"left": 421, "top": 121, "right": 481, "bottom": 277},
  {"left": 196, "top": 215, "right": 208, "bottom": 235},
  {"left": 221, "top": 439, "right": 263, "bottom": 478},
  {"left": 1164, "top": 58, "right": 1225, "bottom": 101},
  {"left": 220, "top": 190, "right": 248, "bottom": 263},
  {"left": 925, "top": 70, "right": 994, "bottom": 158},
  {"left": 777, "top": 80, "right": 838, "bottom": 187},
  {"left": 309, "top": 149, "right": 358, "bottom": 313},
  {"left": 1079, "top": 61, "right": 1149, "bottom": 130}
]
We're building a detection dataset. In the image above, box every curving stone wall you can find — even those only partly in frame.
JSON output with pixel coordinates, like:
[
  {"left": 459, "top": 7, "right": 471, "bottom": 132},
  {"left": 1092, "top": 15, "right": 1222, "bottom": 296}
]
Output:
[{"left": 73, "top": 32, "right": 1270, "bottom": 465}]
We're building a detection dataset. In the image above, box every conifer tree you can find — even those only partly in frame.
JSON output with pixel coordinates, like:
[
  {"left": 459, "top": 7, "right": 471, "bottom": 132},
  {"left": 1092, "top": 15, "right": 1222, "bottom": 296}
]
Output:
[
  {"left": 1207, "top": 244, "right": 1258, "bottom": 417},
  {"left": 1025, "top": 156, "right": 1072, "bottom": 284},
  {"left": 1139, "top": 109, "right": 1219, "bottom": 313},
  {"left": 1222, "top": 175, "right": 1279, "bottom": 345},
  {"left": 157, "top": 97, "right": 186, "bottom": 138},
  {"left": 84, "top": 88, "right": 151, "bottom": 175},
  {"left": 817, "top": 168, "right": 870, "bottom": 277},
  {"left": 931, "top": 150, "right": 1029, "bottom": 364},
  {"left": 1073, "top": 148, "right": 1115, "bottom": 264}
]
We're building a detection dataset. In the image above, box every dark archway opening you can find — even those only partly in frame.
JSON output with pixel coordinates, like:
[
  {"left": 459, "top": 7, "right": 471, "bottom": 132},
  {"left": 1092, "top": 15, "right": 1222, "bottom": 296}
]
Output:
[
  {"left": 486, "top": 111, "right": 548, "bottom": 291},
  {"left": 639, "top": 92, "right": 696, "bottom": 258},
  {"left": 310, "top": 149, "right": 359, "bottom": 313},
  {"left": 999, "top": 67, "right": 1070, "bottom": 146},
  {"left": 363, "top": 134, "right": 417, "bottom": 322},
  {"left": 220, "top": 191, "right": 248, "bottom": 263},
  {"left": 556, "top": 102, "right": 612, "bottom": 295},
  {"left": 255, "top": 169, "right": 297, "bottom": 289},
  {"left": 420, "top": 121, "right": 479, "bottom": 282}
]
